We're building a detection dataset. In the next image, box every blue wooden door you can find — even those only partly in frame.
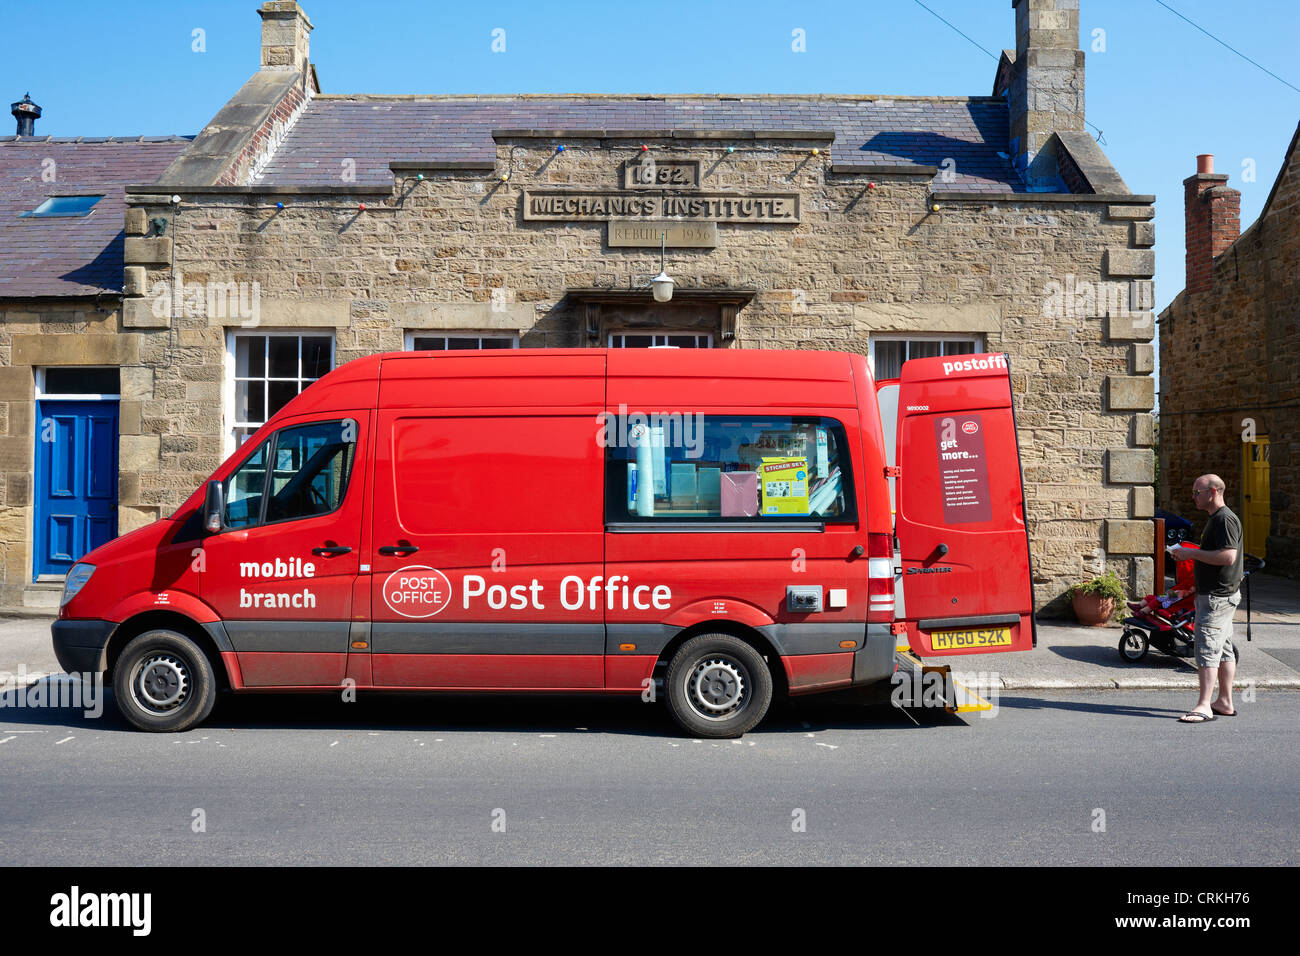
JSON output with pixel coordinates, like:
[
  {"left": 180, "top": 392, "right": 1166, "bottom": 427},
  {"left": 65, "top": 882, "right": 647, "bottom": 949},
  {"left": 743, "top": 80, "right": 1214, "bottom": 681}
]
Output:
[{"left": 33, "top": 400, "right": 119, "bottom": 578}]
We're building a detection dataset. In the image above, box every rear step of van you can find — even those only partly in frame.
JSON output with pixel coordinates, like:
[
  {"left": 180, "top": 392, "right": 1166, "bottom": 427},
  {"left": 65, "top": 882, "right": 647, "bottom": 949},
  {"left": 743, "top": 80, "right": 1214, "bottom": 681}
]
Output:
[{"left": 891, "top": 648, "right": 995, "bottom": 714}]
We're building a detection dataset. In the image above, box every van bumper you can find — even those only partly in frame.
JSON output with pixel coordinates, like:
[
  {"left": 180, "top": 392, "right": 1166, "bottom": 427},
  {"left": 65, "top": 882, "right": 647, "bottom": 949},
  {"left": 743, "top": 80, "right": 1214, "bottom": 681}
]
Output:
[
  {"left": 852, "top": 624, "right": 895, "bottom": 685},
  {"left": 51, "top": 619, "right": 115, "bottom": 674}
]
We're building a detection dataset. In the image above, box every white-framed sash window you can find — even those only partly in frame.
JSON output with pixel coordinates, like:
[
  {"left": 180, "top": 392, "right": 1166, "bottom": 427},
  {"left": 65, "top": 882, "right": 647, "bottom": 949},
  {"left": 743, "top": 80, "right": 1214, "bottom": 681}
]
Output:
[
  {"left": 868, "top": 335, "right": 982, "bottom": 380},
  {"left": 404, "top": 332, "right": 518, "bottom": 351},
  {"left": 225, "top": 331, "right": 334, "bottom": 453}
]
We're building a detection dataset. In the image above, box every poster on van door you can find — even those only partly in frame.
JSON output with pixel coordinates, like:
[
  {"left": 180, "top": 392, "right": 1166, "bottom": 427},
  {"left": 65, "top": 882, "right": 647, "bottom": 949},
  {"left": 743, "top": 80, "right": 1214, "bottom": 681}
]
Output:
[{"left": 934, "top": 415, "right": 992, "bottom": 523}]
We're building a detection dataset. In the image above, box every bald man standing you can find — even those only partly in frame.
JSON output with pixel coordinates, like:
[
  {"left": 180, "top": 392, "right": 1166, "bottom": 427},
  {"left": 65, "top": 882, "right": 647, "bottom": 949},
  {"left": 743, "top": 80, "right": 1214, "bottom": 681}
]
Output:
[{"left": 1169, "top": 474, "right": 1244, "bottom": 723}]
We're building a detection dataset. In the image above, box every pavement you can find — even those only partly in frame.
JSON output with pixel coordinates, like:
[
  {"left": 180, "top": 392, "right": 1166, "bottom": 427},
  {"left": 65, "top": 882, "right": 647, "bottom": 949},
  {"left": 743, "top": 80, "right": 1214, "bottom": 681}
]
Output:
[{"left": 3, "top": 571, "right": 1298, "bottom": 691}]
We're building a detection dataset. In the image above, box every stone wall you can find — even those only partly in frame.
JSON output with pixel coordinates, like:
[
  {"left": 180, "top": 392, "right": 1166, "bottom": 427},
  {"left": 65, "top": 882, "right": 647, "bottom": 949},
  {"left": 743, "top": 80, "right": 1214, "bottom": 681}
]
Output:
[
  {"left": 113, "top": 136, "right": 1156, "bottom": 612},
  {"left": 1159, "top": 136, "right": 1300, "bottom": 574}
]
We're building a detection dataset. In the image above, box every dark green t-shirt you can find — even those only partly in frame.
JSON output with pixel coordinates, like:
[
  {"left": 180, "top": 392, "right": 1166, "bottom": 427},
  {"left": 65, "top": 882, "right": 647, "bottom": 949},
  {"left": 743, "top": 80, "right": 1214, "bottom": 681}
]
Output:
[{"left": 1196, "top": 506, "right": 1244, "bottom": 596}]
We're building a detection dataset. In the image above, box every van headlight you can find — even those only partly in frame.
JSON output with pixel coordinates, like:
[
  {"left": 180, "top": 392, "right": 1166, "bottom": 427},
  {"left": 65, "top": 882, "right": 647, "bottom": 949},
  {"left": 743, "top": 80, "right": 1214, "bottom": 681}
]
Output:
[{"left": 61, "top": 563, "right": 96, "bottom": 605}]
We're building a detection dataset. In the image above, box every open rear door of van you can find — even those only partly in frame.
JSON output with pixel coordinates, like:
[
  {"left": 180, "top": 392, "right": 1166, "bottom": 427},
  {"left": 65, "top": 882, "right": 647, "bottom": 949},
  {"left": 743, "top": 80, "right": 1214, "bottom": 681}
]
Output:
[{"left": 894, "top": 353, "right": 1036, "bottom": 656}]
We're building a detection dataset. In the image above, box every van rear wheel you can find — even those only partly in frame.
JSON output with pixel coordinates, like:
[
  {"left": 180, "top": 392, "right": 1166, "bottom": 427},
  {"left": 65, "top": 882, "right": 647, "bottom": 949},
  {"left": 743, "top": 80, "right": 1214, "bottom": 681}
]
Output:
[
  {"left": 666, "top": 634, "right": 773, "bottom": 738},
  {"left": 113, "top": 630, "right": 217, "bottom": 732}
]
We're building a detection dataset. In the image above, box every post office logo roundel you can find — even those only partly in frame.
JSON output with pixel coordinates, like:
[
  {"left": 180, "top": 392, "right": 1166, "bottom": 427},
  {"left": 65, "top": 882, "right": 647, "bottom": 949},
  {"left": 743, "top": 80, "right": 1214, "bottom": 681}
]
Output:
[{"left": 382, "top": 566, "right": 452, "bottom": 618}]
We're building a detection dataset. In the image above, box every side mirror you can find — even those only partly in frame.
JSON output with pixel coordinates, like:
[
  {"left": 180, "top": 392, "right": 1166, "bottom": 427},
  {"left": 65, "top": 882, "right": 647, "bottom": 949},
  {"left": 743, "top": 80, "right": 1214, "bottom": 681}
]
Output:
[{"left": 204, "top": 480, "right": 225, "bottom": 534}]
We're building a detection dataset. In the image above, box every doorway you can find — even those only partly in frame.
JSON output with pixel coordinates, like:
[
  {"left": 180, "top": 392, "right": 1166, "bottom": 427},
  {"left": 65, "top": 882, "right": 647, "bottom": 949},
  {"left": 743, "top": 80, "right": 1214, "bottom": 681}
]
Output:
[
  {"left": 32, "top": 368, "right": 120, "bottom": 580},
  {"left": 1242, "top": 436, "right": 1270, "bottom": 557}
]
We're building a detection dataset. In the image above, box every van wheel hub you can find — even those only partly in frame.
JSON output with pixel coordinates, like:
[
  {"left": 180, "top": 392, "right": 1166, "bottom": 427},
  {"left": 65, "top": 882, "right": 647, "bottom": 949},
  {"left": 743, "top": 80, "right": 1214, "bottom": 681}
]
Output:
[
  {"left": 133, "top": 655, "right": 189, "bottom": 711},
  {"left": 690, "top": 659, "right": 745, "bottom": 715}
]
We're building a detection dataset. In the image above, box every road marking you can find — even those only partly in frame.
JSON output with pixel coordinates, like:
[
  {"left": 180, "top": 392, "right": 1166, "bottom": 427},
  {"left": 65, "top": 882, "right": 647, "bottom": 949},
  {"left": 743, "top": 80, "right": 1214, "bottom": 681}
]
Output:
[
  {"left": 330, "top": 740, "right": 339, "bottom": 747},
  {"left": 55, "top": 736, "right": 74, "bottom": 745},
  {"left": 0, "top": 736, "right": 15, "bottom": 745},
  {"left": 815, "top": 742, "right": 839, "bottom": 750}
]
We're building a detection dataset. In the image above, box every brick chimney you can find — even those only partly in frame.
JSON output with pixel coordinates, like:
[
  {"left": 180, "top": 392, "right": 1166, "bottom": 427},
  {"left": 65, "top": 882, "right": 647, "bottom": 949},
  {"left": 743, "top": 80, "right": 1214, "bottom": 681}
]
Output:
[
  {"left": 1006, "top": 0, "right": 1086, "bottom": 191},
  {"left": 1183, "top": 153, "right": 1241, "bottom": 295},
  {"left": 258, "top": 1, "right": 313, "bottom": 72}
]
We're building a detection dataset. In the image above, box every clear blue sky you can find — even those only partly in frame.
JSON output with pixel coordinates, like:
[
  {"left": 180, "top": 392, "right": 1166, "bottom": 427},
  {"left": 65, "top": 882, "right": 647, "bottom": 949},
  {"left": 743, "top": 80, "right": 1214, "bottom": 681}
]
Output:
[{"left": 4, "top": 0, "right": 1297, "bottom": 318}]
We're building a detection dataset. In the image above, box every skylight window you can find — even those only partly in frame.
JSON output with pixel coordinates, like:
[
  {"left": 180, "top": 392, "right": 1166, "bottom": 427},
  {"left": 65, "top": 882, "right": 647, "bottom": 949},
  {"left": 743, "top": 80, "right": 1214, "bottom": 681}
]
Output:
[{"left": 20, "top": 195, "right": 103, "bottom": 218}]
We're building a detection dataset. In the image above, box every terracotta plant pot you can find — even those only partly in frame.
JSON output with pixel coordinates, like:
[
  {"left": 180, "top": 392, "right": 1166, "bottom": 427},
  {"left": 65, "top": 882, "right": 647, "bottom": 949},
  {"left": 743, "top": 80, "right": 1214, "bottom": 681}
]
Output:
[{"left": 1071, "top": 589, "right": 1116, "bottom": 626}]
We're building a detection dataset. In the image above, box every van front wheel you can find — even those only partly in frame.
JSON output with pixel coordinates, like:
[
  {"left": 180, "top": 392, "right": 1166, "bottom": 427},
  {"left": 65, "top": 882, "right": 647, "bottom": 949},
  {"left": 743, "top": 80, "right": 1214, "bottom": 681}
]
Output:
[
  {"left": 113, "top": 630, "right": 218, "bottom": 732},
  {"left": 666, "top": 634, "right": 773, "bottom": 738}
]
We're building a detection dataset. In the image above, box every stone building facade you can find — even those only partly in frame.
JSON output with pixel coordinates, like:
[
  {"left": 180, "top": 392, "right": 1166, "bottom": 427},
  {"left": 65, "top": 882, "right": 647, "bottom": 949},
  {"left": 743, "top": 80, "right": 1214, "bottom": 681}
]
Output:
[
  {"left": 0, "top": 134, "right": 189, "bottom": 606},
  {"left": 1158, "top": 129, "right": 1300, "bottom": 575},
  {"left": 1, "top": 0, "right": 1157, "bottom": 613}
]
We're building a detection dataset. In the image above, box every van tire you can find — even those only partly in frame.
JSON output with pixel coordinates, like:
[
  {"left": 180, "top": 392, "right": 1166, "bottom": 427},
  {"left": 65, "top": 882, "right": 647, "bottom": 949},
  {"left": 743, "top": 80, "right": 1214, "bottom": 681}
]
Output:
[
  {"left": 113, "top": 630, "right": 218, "bottom": 733},
  {"left": 666, "top": 634, "right": 773, "bottom": 738}
]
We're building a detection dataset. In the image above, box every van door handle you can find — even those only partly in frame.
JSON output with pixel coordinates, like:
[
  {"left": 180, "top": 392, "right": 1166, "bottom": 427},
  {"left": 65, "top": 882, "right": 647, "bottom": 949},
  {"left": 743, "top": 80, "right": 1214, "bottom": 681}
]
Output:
[
  {"left": 312, "top": 546, "right": 352, "bottom": 556},
  {"left": 378, "top": 545, "right": 419, "bottom": 556}
]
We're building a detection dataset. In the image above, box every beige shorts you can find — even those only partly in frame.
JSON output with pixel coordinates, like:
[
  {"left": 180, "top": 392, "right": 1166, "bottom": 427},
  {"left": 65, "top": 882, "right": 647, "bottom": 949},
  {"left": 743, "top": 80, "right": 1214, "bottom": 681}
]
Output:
[{"left": 1194, "top": 591, "right": 1241, "bottom": 668}]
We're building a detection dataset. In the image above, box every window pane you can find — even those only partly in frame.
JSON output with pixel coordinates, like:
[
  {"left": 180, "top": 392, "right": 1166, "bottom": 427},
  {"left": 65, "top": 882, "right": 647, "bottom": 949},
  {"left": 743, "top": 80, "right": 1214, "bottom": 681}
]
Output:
[
  {"left": 481, "top": 337, "right": 514, "bottom": 349},
  {"left": 411, "top": 337, "right": 446, "bottom": 350},
  {"left": 268, "top": 380, "right": 298, "bottom": 419},
  {"left": 605, "top": 415, "right": 854, "bottom": 521},
  {"left": 302, "top": 337, "right": 332, "bottom": 378},
  {"left": 22, "top": 195, "right": 103, "bottom": 218},
  {"left": 619, "top": 335, "right": 654, "bottom": 348},
  {"left": 264, "top": 420, "right": 356, "bottom": 523},
  {"left": 235, "top": 380, "right": 265, "bottom": 424},
  {"left": 268, "top": 337, "right": 299, "bottom": 379},
  {"left": 44, "top": 367, "right": 120, "bottom": 394},
  {"left": 224, "top": 440, "right": 269, "bottom": 529},
  {"left": 874, "top": 342, "right": 904, "bottom": 380},
  {"left": 666, "top": 335, "right": 704, "bottom": 348},
  {"left": 911, "top": 340, "right": 942, "bottom": 360},
  {"left": 446, "top": 337, "right": 481, "bottom": 350},
  {"left": 236, "top": 336, "right": 265, "bottom": 378},
  {"left": 944, "top": 340, "right": 976, "bottom": 355}
]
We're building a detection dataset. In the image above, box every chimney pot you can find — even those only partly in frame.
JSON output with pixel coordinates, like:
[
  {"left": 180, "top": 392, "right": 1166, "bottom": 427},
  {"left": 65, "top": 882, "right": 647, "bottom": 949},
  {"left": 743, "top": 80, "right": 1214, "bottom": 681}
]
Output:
[
  {"left": 11, "top": 92, "right": 41, "bottom": 137},
  {"left": 1196, "top": 154, "right": 1214, "bottom": 174}
]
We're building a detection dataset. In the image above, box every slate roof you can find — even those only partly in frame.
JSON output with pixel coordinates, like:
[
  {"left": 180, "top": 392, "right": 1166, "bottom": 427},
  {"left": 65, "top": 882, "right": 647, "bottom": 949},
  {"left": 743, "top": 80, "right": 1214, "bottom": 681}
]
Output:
[
  {"left": 0, "top": 137, "right": 191, "bottom": 298},
  {"left": 256, "top": 95, "right": 1022, "bottom": 192}
]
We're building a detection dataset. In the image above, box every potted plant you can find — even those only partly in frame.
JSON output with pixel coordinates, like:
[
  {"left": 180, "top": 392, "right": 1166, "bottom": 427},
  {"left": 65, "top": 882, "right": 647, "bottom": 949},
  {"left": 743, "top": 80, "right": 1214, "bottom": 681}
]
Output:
[{"left": 1070, "top": 570, "right": 1127, "bottom": 626}]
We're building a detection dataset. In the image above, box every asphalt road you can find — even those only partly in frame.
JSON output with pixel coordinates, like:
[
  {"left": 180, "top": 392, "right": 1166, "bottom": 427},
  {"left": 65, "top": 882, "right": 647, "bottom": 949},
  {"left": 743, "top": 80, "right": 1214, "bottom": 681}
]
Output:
[{"left": 0, "top": 687, "right": 1295, "bottom": 866}]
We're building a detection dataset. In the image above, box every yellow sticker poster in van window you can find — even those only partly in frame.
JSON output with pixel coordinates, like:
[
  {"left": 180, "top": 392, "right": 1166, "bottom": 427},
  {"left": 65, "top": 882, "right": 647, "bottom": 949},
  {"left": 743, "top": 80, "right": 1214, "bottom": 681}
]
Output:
[{"left": 760, "top": 457, "right": 810, "bottom": 516}]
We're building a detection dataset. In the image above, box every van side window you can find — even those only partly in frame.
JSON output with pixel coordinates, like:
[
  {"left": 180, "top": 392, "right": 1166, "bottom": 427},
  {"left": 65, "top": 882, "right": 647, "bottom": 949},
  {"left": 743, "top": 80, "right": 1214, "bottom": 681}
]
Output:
[
  {"left": 604, "top": 415, "right": 856, "bottom": 522},
  {"left": 224, "top": 439, "right": 269, "bottom": 529},
  {"left": 222, "top": 420, "right": 356, "bottom": 529},
  {"left": 266, "top": 421, "right": 356, "bottom": 523}
]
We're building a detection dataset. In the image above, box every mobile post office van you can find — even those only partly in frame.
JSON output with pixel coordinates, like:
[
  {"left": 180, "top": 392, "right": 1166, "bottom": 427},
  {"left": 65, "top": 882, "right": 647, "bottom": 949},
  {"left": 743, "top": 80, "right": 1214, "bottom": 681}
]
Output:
[{"left": 53, "top": 348, "right": 1035, "bottom": 737}]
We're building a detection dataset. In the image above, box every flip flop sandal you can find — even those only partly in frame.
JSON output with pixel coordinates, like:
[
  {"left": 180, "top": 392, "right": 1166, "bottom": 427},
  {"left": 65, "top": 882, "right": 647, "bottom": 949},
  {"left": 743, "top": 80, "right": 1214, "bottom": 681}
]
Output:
[
  {"left": 1212, "top": 708, "right": 1238, "bottom": 717},
  {"left": 1178, "top": 712, "right": 1217, "bottom": 723}
]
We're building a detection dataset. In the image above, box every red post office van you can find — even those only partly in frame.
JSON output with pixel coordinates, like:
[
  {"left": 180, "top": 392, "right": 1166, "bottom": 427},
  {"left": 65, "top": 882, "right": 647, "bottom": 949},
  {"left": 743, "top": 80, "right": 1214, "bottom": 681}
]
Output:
[{"left": 53, "top": 348, "right": 1035, "bottom": 737}]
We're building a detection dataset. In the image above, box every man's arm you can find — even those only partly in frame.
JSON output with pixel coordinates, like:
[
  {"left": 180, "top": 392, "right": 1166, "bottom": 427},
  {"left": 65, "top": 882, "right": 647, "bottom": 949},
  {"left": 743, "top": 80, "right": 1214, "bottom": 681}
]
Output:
[{"left": 1185, "top": 546, "right": 1238, "bottom": 566}]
